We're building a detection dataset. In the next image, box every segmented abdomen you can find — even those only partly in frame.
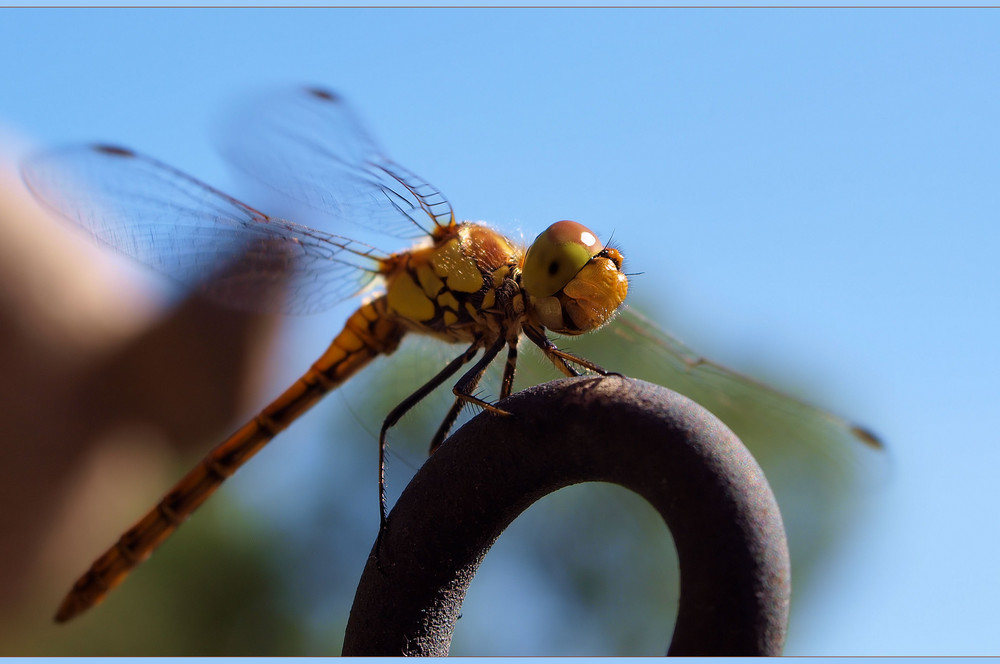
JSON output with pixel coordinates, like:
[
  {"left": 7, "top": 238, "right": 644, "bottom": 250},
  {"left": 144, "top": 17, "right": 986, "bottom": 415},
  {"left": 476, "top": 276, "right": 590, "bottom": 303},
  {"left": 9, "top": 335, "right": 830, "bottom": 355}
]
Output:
[{"left": 55, "top": 296, "right": 404, "bottom": 622}]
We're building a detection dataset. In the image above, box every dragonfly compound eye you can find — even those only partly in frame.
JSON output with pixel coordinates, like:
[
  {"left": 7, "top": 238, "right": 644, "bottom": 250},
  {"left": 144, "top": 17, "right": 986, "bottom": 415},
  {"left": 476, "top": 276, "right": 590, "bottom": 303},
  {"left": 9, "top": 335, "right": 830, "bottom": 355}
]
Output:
[
  {"left": 522, "top": 220, "right": 604, "bottom": 298},
  {"left": 523, "top": 220, "right": 628, "bottom": 335}
]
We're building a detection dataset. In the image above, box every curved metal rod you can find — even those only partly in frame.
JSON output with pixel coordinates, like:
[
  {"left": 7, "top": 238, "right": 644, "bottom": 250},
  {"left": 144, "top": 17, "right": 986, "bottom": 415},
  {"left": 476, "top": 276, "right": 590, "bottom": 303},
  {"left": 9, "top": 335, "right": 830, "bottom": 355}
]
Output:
[{"left": 342, "top": 376, "right": 790, "bottom": 656}]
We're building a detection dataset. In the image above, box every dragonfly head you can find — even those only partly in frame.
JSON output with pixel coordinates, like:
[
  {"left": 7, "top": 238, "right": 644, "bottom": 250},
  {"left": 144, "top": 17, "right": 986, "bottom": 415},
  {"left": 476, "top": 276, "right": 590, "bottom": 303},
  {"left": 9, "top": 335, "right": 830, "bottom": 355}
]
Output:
[{"left": 521, "top": 220, "right": 628, "bottom": 335}]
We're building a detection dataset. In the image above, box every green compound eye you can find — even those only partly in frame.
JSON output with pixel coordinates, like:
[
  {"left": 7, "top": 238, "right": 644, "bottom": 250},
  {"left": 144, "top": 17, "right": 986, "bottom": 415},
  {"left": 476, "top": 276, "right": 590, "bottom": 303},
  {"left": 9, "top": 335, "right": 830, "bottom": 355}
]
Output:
[{"left": 522, "top": 220, "right": 605, "bottom": 298}]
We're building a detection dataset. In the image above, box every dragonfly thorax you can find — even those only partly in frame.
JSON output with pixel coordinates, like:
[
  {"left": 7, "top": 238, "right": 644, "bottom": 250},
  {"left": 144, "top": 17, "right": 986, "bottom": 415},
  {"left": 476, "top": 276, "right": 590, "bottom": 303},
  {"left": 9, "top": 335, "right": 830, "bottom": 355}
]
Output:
[{"left": 381, "top": 221, "right": 525, "bottom": 344}]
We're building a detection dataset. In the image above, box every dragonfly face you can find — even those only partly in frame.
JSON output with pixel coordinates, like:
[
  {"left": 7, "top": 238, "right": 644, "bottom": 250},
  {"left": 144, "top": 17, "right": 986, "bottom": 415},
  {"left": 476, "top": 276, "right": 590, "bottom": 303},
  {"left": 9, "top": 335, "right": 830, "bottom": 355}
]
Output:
[
  {"left": 22, "top": 85, "right": 877, "bottom": 625},
  {"left": 521, "top": 220, "right": 628, "bottom": 335}
]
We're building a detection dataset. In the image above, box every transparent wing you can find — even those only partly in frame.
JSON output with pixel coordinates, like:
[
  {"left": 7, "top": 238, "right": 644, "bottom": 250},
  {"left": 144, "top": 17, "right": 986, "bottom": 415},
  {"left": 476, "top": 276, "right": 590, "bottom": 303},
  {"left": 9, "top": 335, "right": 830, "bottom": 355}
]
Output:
[
  {"left": 218, "top": 86, "right": 454, "bottom": 240},
  {"left": 22, "top": 144, "right": 384, "bottom": 314},
  {"left": 532, "top": 307, "right": 882, "bottom": 460},
  {"left": 604, "top": 309, "right": 878, "bottom": 443}
]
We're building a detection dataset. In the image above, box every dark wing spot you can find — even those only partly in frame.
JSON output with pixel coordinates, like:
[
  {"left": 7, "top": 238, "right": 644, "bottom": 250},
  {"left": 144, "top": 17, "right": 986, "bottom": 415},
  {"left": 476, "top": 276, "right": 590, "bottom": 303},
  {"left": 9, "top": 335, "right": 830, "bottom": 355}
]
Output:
[
  {"left": 93, "top": 144, "right": 135, "bottom": 158},
  {"left": 850, "top": 424, "right": 884, "bottom": 449},
  {"left": 306, "top": 87, "right": 339, "bottom": 102},
  {"left": 547, "top": 260, "right": 560, "bottom": 276}
]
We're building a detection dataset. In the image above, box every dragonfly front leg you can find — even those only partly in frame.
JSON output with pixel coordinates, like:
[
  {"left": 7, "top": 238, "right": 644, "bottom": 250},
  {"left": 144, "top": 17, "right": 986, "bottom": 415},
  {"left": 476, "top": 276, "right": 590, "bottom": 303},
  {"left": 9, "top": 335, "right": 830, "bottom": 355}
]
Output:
[{"left": 523, "top": 325, "right": 613, "bottom": 376}]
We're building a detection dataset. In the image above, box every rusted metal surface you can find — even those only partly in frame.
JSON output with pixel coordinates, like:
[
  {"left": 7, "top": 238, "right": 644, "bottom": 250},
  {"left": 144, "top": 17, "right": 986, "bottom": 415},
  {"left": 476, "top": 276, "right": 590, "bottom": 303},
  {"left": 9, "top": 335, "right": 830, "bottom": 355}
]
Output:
[{"left": 342, "top": 375, "right": 790, "bottom": 656}]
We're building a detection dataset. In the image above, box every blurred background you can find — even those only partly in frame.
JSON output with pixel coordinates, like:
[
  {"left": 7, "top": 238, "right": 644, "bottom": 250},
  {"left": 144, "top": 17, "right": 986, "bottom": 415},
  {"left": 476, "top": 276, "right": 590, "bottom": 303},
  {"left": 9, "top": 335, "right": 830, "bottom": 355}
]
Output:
[{"left": 0, "top": 7, "right": 997, "bottom": 656}]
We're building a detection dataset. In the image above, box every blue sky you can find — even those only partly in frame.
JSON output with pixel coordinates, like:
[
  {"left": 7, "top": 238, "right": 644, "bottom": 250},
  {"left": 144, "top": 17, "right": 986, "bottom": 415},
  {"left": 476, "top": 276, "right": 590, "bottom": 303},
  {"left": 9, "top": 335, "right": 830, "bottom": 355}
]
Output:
[{"left": 2, "top": 8, "right": 998, "bottom": 656}]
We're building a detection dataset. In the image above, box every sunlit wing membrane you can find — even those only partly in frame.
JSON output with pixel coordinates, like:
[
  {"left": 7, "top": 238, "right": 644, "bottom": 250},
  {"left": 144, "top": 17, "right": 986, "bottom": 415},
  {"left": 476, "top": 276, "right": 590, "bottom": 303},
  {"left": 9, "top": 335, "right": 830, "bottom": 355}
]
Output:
[
  {"left": 22, "top": 145, "right": 385, "bottom": 315},
  {"left": 625, "top": 310, "right": 877, "bottom": 436},
  {"left": 217, "top": 86, "right": 453, "bottom": 240},
  {"left": 561, "top": 308, "right": 882, "bottom": 460},
  {"left": 22, "top": 146, "right": 381, "bottom": 313}
]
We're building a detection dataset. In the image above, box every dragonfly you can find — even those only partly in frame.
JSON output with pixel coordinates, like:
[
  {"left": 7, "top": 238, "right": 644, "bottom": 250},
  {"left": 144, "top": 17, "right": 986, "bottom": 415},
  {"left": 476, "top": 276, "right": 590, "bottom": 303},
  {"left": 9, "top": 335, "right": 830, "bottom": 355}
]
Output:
[{"left": 22, "top": 86, "right": 880, "bottom": 625}]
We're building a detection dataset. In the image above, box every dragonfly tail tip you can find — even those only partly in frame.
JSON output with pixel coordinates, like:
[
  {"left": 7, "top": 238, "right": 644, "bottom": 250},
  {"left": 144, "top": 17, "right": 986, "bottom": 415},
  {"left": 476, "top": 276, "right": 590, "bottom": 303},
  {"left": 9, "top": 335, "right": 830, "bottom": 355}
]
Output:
[{"left": 54, "top": 593, "right": 88, "bottom": 624}]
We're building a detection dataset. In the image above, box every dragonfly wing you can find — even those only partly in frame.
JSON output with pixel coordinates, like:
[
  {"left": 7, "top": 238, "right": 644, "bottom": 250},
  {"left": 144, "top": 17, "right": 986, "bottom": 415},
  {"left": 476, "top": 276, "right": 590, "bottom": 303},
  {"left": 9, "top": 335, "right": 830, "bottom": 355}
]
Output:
[
  {"left": 218, "top": 86, "right": 453, "bottom": 240},
  {"left": 553, "top": 307, "right": 882, "bottom": 459},
  {"left": 637, "top": 310, "right": 874, "bottom": 431},
  {"left": 22, "top": 145, "right": 381, "bottom": 314}
]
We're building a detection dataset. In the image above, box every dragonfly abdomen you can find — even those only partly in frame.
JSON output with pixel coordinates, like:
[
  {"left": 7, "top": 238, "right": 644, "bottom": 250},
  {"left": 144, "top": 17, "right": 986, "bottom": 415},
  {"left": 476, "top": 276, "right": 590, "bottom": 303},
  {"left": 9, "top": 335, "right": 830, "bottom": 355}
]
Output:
[{"left": 55, "top": 296, "right": 405, "bottom": 622}]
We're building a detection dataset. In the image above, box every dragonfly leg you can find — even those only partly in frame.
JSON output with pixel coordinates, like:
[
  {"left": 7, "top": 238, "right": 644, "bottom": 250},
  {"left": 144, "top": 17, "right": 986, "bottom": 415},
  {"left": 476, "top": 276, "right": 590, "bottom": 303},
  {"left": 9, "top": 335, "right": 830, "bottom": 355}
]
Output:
[
  {"left": 427, "top": 336, "right": 517, "bottom": 456},
  {"left": 447, "top": 334, "right": 511, "bottom": 416},
  {"left": 428, "top": 398, "right": 466, "bottom": 457},
  {"left": 499, "top": 338, "right": 518, "bottom": 400},
  {"left": 523, "top": 325, "right": 613, "bottom": 376},
  {"left": 376, "top": 338, "right": 489, "bottom": 549}
]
